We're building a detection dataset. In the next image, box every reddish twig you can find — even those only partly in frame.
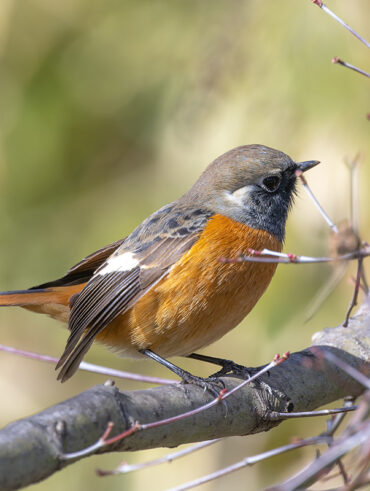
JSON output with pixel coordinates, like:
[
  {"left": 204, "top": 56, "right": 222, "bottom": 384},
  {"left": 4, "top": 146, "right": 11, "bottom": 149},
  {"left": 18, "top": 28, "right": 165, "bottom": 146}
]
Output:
[
  {"left": 337, "top": 458, "right": 350, "bottom": 485},
  {"left": 343, "top": 257, "right": 364, "bottom": 326},
  {"left": 217, "top": 352, "right": 289, "bottom": 400},
  {"left": 59, "top": 421, "right": 143, "bottom": 460},
  {"left": 59, "top": 421, "right": 116, "bottom": 460}
]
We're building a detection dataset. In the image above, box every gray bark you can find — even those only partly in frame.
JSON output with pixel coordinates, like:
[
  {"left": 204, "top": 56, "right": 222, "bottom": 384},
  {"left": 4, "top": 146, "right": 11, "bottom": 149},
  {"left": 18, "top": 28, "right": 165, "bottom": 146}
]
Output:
[{"left": 0, "top": 296, "right": 369, "bottom": 490}]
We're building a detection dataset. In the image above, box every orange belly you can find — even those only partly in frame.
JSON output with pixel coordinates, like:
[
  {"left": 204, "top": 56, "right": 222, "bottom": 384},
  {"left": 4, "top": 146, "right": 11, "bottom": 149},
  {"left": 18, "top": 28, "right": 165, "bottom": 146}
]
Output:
[{"left": 97, "top": 214, "right": 281, "bottom": 358}]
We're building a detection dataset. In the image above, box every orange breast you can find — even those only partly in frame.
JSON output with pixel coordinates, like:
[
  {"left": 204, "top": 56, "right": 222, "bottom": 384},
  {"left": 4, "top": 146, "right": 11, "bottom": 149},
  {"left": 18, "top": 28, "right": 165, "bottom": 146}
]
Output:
[{"left": 97, "top": 214, "right": 282, "bottom": 358}]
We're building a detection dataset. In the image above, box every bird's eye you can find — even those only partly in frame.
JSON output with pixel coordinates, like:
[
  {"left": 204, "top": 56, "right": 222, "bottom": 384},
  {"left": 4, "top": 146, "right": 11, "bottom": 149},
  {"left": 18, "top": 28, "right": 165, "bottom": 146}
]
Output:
[{"left": 261, "top": 175, "right": 281, "bottom": 192}]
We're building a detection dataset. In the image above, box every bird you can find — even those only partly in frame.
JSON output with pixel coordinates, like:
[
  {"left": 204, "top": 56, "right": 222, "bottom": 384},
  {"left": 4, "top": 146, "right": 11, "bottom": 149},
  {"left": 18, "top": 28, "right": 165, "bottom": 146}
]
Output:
[{"left": 0, "top": 145, "right": 319, "bottom": 386}]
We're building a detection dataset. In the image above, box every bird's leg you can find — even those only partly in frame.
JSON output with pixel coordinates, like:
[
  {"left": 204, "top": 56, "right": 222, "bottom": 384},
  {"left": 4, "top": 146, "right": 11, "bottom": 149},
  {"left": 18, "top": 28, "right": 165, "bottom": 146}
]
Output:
[
  {"left": 187, "top": 353, "right": 276, "bottom": 397},
  {"left": 188, "top": 352, "right": 264, "bottom": 379},
  {"left": 140, "top": 349, "right": 225, "bottom": 398}
]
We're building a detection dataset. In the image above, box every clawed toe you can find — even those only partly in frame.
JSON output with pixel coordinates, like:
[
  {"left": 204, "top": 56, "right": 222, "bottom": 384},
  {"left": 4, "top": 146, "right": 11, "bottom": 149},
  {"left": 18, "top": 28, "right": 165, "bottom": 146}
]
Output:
[
  {"left": 210, "top": 362, "right": 256, "bottom": 379},
  {"left": 180, "top": 372, "right": 225, "bottom": 399}
]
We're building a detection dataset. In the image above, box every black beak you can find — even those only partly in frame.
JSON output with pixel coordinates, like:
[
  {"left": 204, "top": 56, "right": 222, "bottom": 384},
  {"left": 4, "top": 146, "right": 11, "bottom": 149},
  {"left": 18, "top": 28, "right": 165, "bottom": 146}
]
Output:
[{"left": 297, "top": 160, "right": 320, "bottom": 172}]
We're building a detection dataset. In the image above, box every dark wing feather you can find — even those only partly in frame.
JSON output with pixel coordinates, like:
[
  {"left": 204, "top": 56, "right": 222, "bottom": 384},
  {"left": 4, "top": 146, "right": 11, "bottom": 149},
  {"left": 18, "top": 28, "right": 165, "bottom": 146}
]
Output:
[
  {"left": 57, "top": 232, "right": 202, "bottom": 381},
  {"left": 57, "top": 268, "right": 142, "bottom": 378},
  {"left": 31, "top": 238, "right": 126, "bottom": 289}
]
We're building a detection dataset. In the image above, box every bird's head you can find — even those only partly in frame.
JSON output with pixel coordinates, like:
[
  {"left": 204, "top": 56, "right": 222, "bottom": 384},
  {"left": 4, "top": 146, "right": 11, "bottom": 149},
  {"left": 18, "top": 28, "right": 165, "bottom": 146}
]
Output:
[{"left": 183, "top": 144, "right": 319, "bottom": 242}]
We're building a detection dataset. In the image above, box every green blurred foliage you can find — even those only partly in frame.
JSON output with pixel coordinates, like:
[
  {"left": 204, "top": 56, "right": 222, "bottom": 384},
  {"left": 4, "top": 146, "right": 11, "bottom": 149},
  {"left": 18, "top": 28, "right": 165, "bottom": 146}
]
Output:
[{"left": 0, "top": 1, "right": 369, "bottom": 489}]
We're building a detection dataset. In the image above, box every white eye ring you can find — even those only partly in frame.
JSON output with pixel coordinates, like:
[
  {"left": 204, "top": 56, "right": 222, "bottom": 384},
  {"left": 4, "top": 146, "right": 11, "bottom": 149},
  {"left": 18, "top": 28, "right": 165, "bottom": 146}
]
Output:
[{"left": 261, "top": 175, "right": 281, "bottom": 192}]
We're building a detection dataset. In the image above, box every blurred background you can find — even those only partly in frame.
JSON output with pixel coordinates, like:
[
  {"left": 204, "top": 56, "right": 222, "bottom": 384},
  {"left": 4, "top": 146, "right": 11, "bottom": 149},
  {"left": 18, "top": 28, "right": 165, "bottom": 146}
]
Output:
[{"left": 0, "top": 0, "right": 369, "bottom": 489}]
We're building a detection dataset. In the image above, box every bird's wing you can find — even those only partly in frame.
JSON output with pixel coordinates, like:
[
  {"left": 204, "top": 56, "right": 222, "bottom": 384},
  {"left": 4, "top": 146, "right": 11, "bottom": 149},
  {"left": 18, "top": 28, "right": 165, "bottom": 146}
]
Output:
[{"left": 57, "top": 204, "right": 212, "bottom": 381}]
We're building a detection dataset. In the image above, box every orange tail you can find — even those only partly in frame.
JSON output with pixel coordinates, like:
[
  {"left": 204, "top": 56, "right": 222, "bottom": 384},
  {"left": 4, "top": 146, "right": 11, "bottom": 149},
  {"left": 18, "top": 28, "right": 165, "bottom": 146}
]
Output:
[
  {"left": 0, "top": 285, "right": 84, "bottom": 306},
  {"left": 0, "top": 284, "right": 85, "bottom": 322}
]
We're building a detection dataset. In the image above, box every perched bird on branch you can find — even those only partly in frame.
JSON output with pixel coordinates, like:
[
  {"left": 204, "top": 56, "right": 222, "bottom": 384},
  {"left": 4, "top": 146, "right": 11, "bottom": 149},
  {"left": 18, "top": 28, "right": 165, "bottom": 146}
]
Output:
[{"left": 0, "top": 145, "right": 319, "bottom": 387}]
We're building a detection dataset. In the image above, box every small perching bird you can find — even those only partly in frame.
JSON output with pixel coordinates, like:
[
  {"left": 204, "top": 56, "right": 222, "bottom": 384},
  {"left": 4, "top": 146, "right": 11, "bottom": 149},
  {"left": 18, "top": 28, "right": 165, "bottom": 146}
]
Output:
[{"left": 0, "top": 145, "right": 319, "bottom": 386}]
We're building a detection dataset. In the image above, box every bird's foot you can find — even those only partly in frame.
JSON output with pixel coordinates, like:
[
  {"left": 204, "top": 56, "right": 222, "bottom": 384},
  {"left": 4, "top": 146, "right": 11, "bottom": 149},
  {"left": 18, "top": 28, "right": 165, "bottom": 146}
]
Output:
[
  {"left": 210, "top": 361, "right": 262, "bottom": 379},
  {"left": 187, "top": 353, "right": 266, "bottom": 379},
  {"left": 180, "top": 371, "right": 226, "bottom": 400},
  {"left": 210, "top": 362, "right": 275, "bottom": 396},
  {"left": 187, "top": 353, "right": 274, "bottom": 393},
  {"left": 139, "top": 348, "right": 226, "bottom": 400}
]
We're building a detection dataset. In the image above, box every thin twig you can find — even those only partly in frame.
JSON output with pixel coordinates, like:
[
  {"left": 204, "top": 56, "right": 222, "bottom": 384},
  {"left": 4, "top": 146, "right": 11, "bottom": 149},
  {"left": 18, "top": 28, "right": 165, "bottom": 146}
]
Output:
[
  {"left": 332, "top": 57, "right": 370, "bottom": 79},
  {"left": 270, "top": 399, "right": 361, "bottom": 490},
  {"left": 324, "top": 351, "right": 370, "bottom": 390},
  {"left": 304, "top": 264, "right": 348, "bottom": 323},
  {"left": 0, "top": 344, "right": 175, "bottom": 385},
  {"left": 345, "top": 154, "right": 360, "bottom": 236},
  {"left": 220, "top": 245, "right": 370, "bottom": 265},
  {"left": 337, "top": 458, "right": 350, "bottom": 485},
  {"left": 97, "top": 439, "right": 220, "bottom": 476},
  {"left": 343, "top": 257, "right": 363, "bottom": 326},
  {"left": 343, "top": 467, "right": 370, "bottom": 491},
  {"left": 273, "top": 405, "right": 357, "bottom": 420},
  {"left": 221, "top": 353, "right": 289, "bottom": 401},
  {"left": 168, "top": 435, "right": 332, "bottom": 491},
  {"left": 59, "top": 421, "right": 116, "bottom": 460},
  {"left": 59, "top": 421, "right": 142, "bottom": 460},
  {"left": 168, "top": 375, "right": 360, "bottom": 490},
  {"left": 311, "top": 0, "right": 370, "bottom": 48},
  {"left": 270, "top": 422, "right": 370, "bottom": 490},
  {"left": 326, "top": 398, "right": 356, "bottom": 436},
  {"left": 296, "top": 170, "right": 339, "bottom": 233}
]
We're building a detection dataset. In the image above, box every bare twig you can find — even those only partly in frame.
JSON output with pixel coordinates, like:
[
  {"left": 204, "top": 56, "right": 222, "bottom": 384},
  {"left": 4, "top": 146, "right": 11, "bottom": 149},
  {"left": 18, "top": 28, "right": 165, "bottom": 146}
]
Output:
[
  {"left": 337, "top": 458, "right": 350, "bottom": 485},
  {"left": 220, "top": 244, "right": 370, "bottom": 265},
  {"left": 271, "top": 367, "right": 369, "bottom": 490},
  {"left": 171, "top": 398, "right": 359, "bottom": 490},
  {"left": 97, "top": 439, "right": 220, "bottom": 476},
  {"left": 304, "top": 155, "right": 363, "bottom": 322},
  {"left": 271, "top": 410, "right": 370, "bottom": 490},
  {"left": 0, "top": 344, "right": 174, "bottom": 385},
  {"left": 332, "top": 57, "right": 370, "bottom": 78},
  {"left": 304, "top": 264, "right": 348, "bottom": 322},
  {"left": 343, "top": 257, "right": 364, "bottom": 326},
  {"left": 343, "top": 467, "right": 370, "bottom": 491},
  {"left": 296, "top": 169, "right": 338, "bottom": 232},
  {"left": 311, "top": 0, "right": 370, "bottom": 48},
  {"left": 273, "top": 405, "right": 357, "bottom": 420},
  {"left": 169, "top": 435, "right": 332, "bottom": 491},
  {"left": 324, "top": 351, "right": 370, "bottom": 390},
  {"left": 345, "top": 154, "right": 360, "bottom": 235},
  {"left": 326, "top": 398, "right": 357, "bottom": 436}
]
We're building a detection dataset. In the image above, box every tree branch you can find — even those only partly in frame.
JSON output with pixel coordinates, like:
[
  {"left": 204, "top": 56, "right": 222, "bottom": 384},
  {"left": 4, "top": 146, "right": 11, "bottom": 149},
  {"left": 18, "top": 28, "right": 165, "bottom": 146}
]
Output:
[{"left": 0, "top": 296, "right": 369, "bottom": 490}]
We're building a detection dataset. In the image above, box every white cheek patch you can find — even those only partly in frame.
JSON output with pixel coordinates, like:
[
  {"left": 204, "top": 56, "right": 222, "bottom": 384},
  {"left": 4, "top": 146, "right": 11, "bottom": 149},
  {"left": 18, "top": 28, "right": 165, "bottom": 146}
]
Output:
[
  {"left": 97, "top": 251, "right": 139, "bottom": 275},
  {"left": 226, "top": 185, "right": 252, "bottom": 206}
]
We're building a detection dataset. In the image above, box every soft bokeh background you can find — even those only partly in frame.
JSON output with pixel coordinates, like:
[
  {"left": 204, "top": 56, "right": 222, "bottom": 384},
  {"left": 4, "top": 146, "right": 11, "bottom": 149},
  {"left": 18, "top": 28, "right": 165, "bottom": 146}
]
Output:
[{"left": 0, "top": 0, "right": 369, "bottom": 489}]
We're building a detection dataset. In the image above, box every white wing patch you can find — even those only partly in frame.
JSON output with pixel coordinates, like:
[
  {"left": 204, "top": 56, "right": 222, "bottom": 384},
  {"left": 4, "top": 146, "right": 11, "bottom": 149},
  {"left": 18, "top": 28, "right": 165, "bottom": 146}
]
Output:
[{"left": 97, "top": 251, "right": 139, "bottom": 275}]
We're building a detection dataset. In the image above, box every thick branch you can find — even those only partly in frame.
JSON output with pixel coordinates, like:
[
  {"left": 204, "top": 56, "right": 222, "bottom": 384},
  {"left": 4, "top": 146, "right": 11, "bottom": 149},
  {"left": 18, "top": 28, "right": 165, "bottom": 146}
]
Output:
[{"left": 0, "top": 297, "right": 369, "bottom": 490}]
